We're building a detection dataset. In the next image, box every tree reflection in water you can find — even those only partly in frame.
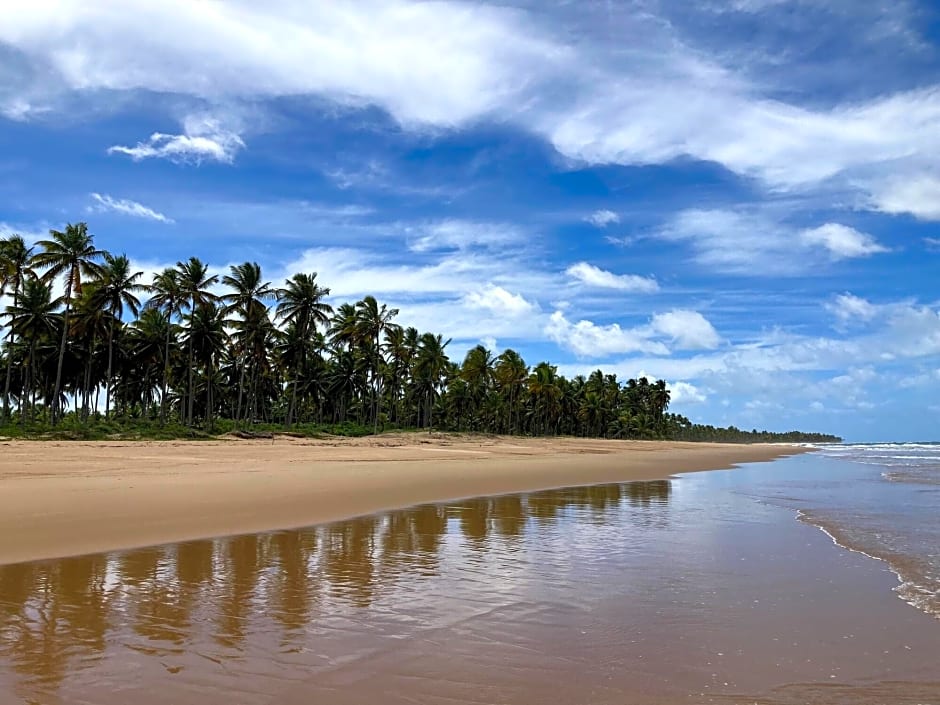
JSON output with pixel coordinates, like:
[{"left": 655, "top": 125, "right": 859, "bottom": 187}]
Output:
[{"left": 0, "top": 480, "right": 671, "bottom": 701}]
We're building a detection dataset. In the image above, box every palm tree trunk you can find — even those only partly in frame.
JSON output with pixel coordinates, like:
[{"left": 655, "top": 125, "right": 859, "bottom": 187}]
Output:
[
  {"left": 160, "top": 311, "right": 171, "bottom": 425},
  {"left": 24, "top": 339, "right": 36, "bottom": 425},
  {"left": 3, "top": 288, "right": 18, "bottom": 424},
  {"left": 51, "top": 279, "right": 73, "bottom": 425},
  {"left": 427, "top": 390, "right": 433, "bottom": 434},
  {"left": 372, "top": 337, "right": 379, "bottom": 435},
  {"left": 82, "top": 346, "right": 93, "bottom": 422},
  {"left": 142, "top": 371, "right": 150, "bottom": 420},
  {"left": 205, "top": 362, "right": 213, "bottom": 431},
  {"left": 236, "top": 359, "right": 246, "bottom": 427},
  {"left": 247, "top": 363, "right": 257, "bottom": 425},
  {"left": 186, "top": 304, "right": 195, "bottom": 426},
  {"left": 288, "top": 378, "right": 298, "bottom": 428},
  {"left": 105, "top": 321, "right": 114, "bottom": 419}
]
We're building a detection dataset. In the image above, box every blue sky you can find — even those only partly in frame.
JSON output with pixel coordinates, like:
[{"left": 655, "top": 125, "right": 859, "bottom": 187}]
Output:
[{"left": 1, "top": 0, "right": 939, "bottom": 441}]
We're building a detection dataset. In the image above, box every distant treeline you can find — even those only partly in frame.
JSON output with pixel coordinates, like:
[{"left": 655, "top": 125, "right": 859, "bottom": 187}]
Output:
[
  {"left": 667, "top": 422, "right": 840, "bottom": 444},
  {"left": 1, "top": 224, "right": 840, "bottom": 443}
]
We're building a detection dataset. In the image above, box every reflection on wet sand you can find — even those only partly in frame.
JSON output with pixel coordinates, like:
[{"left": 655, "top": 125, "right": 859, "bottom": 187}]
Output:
[
  {"left": 0, "top": 483, "right": 657, "bottom": 703},
  {"left": 0, "top": 475, "right": 935, "bottom": 705}
]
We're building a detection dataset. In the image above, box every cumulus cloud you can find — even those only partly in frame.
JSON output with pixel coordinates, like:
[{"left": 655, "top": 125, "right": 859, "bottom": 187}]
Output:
[
  {"left": 585, "top": 209, "right": 620, "bottom": 227},
  {"left": 799, "top": 223, "right": 888, "bottom": 259},
  {"left": 108, "top": 115, "right": 245, "bottom": 164},
  {"left": 668, "top": 381, "right": 707, "bottom": 405},
  {"left": 545, "top": 311, "right": 669, "bottom": 358},
  {"left": 648, "top": 310, "right": 721, "bottom": 350},
  {"left": 867, "top": 174, "right": 940, "bottom": 221},
  {"left": 89, "top": 193, "right": 173, "bottom": 223},
  {"left": 561, "top": 298, "right": 940, "bottom": 401},
  {"left": 462, "top": 284, "right": 536, "bottom": 317},
  {"left": 566, "top": 262, "right": 659, "bottom": 293}
]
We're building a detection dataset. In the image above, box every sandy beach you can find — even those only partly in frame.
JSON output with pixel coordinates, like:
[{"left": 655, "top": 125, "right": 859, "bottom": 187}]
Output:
[{"left": 0, "top": 434, "right": 803, "bottom": 565}]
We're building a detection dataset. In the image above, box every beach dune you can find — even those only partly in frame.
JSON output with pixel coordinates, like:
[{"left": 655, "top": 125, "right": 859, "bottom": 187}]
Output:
[{"left": 0, "top": 434, "right": 804, "bottom": 565}]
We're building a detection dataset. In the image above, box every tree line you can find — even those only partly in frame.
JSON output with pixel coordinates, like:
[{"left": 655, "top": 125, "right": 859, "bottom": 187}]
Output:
[{"left": 0, "top": 224, "right": 841, "bottom": 443}]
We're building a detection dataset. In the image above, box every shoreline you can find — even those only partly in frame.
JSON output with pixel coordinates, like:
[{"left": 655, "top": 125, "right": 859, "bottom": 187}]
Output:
[{"left": 0, "top": 435, "right": 807, "bottom": 565}]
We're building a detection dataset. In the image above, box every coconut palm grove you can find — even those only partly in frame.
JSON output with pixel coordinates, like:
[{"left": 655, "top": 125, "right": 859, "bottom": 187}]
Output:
[{"left": 0, "top": 225, "right": 839, "bottom": 443}]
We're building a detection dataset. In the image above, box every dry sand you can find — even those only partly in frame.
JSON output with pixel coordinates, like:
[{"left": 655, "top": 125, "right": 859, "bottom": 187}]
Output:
[{"left": 0, "top": 434, "right": 805, "bottom": 565}]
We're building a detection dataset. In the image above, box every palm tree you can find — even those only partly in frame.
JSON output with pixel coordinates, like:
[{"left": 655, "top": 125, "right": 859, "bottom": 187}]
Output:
[
  {"left": 125, "top": 307, "right": 171, "bottom": 419},
  {"left": 223, "top": 262, "right": 274, "bottom": 425},
  {"left": 145, "top": 268, "right": 184, "bottom": 424},
  {"left": 32, "top": 223, "right": 105, "bottom": 424},
  {"left": 187, "top": 301, "right": 228, "bottom": 428},
  {"left": 383, "top": 325, "right": 415, "bottom": 425},
  {"left": 355, "top": 296, "right": 399, "bottom": 434},
  {"left": 93, "top": 253, "right": 146, "bottom": 418},
  {"left": 71, "top": 286, "right": 111, "bottom": 420},
  {"left": 6, "top": 279, "right": 61, "bottom": 423},
  {"left": 414, "top": 332, "right": 450, "bottom": 432},
  {"left": 175, "top": 257, "right": 219, "bottom": 426},
  {"left": 494, "top": 349, "right": 528, "bottom": 434},
  {"left": 230, "top": 303, "right": 276, "bottom": 424},
  {"left": 329, "top": 302, "right": 359, "bottom": 351},
  {"left": 460, "top": 344, "right": 494, "bottom": 431},
  {"left": 1, "top": 234, "right": 34, "bottom": 422},
  {"left": 651, "top": 379, "right": 671, "bottom": 426},
  {"left": 578, "top": 390, "right": 608, "bottom": 437},
  {"left": 529, "top": 362, "right": 562, "bottom": 435},
  {"left": 276, "top": 272, "right": 332, "bottom": 426}
]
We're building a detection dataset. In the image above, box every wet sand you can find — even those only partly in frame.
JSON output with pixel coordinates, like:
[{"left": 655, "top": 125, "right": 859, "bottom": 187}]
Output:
[
  {"left": 0, "top": 435, "right": 802, "bottom": 564},
  {"left": 0, "top": 459, "right": 936, "bottom": 705}
]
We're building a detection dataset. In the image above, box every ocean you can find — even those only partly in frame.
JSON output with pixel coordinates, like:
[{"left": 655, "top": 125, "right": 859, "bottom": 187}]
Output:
[{"left": 800, "top": 443, "right": 940, "bottom": 619}]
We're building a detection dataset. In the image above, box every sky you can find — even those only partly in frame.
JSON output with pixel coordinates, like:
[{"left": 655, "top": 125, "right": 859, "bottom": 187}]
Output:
[{"left": 1, "top": 0, "right": 939, "bottom": 442}]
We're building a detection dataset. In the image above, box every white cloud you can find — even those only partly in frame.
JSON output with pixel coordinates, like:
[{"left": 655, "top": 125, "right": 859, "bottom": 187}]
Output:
[
  {"left": 545, "top": 310, "right": 669, "bottom": 358},
  {"left": 668, "top": 381, "right": 707, "bottom": 405},
  {"left": 0, "top": 98, "right": 44, "bottom": 121},
  {"left": 286, "top": 247, "right": 497, "bottom": 299},
  {"left": 89, "top": 193, "right": 173, "bottom": 223},
  {"left": 659, "top": 209, "right": 888, "bottom": 274},
  {"left": 799, "top": 223, "right": 887, "bottom": 259},
  {"left": 108, "top": 115, "right": 245, "bottom": 164},
  {"left": 0, "top": 221, "right": 48, "bottom": 245},
  {"left": 1, "top": 0, "right": 558, "bottom": 127},
  {"left": 867, "top": 174, "right": 940, "bottom": 221},
  {"left": 462, "top": 284, "right": 536, "bottom": 317},
  {"left": 556, "top": 296, "right": 940, "bottom": 426},
  {"left": 566, "top": 262, "right": 659, "bottom": 293},
  {"left": 5, "top": 1, "right": 940, "bottom": 217},
  {"left": 827, "top": 293, "right": 878, "bottom": 324},
  {"left": 585, "top": 209, "right": 620, "bottom": 227},
  {"left": 649, "top": 310, "right": 721, "bottom": 350},
  {"left": 657, "top": 209, "right": 791, "bottom": 275},
  {"left": 406, "top": 220, "right": 524, "bottom": 253},
  {"left": 479, "top": 335, "right": 498, "bottom": 351}
]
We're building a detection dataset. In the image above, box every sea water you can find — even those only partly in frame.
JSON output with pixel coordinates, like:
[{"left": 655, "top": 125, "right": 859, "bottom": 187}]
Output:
[{"left": 798, "top": 443, "right": 940, "bottom": 618}]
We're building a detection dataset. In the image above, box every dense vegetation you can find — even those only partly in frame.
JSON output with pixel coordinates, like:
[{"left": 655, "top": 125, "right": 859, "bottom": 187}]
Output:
[{"left": 0, "top": 224, "right": 840, "bottom": 443}]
